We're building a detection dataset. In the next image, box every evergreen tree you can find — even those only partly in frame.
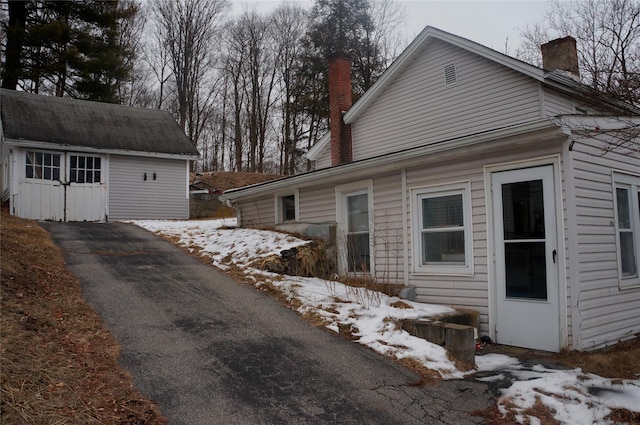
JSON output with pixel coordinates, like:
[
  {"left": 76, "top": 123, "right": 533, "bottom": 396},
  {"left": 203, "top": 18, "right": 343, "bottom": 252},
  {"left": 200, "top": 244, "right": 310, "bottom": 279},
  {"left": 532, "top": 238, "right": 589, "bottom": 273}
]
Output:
[
  {"left": 296, "top": 0, "right": 401, "bottom": 142},
  {"left": 1, "top": 1, "right": 139, "bottom": 103}
]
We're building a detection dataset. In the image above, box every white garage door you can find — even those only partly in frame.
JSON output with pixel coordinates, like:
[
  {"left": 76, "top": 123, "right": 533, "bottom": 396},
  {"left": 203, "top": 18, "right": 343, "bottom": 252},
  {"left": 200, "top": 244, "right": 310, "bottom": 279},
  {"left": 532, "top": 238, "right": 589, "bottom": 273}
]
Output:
[{"left": 18, "top": 150, "right": 106, "bottom": 221}]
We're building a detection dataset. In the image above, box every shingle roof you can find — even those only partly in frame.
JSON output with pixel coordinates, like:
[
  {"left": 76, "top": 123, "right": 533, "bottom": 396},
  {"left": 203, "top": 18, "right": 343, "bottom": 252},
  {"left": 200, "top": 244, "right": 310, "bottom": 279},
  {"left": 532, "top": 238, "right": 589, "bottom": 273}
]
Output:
[{"left": 0, "top": 89, "right": 199, "bottom": 157}]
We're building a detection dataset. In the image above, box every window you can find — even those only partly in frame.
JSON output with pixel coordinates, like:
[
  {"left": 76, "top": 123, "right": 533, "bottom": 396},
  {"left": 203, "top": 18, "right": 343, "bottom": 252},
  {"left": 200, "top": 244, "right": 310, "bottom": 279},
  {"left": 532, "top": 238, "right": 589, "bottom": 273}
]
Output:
[
  {"left": 26, "top": 151, "right": 61, "bottom": 181},
  {"left": 346, "top": 192, "right": 370, "bottom": 272},
  {"left": 69, "top": 155, "right": 101, "bottom": 183},
  {"left": 336, "top": 180, "right": 373, "bottom": 275},
  {"left": 614, "top": 172, "right": 640, "bottom": 287},
  {"left": 275, "top": 191, "right": 298, "bottom": 223},
  {"left": 412, "top": 182, "right": 473, "bottom": 275}
]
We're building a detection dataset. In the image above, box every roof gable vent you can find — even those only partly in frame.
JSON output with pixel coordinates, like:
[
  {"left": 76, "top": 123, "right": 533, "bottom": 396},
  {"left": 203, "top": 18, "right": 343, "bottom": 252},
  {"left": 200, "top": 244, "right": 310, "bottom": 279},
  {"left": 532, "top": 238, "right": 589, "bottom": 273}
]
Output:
[{"left": 444, "top": 63, "right": 457, "bottom": 85}]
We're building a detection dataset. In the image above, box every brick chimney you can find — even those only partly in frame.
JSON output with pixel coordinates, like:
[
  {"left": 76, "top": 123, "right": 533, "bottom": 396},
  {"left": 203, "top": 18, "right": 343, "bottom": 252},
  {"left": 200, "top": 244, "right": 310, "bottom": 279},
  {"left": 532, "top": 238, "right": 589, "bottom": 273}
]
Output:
[
  {"left": 328, "top": 52, "right": 353, "bottom": 166},
  {"left": 541, "top": 36, "right": 579, "bottom": 78}
]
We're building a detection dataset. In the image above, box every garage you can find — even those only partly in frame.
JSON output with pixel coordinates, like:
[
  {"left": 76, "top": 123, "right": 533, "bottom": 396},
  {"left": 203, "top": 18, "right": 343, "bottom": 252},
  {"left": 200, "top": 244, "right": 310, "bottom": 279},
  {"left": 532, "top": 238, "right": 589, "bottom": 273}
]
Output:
[{"left": 1, "top": 89, "right": 199, "bottom": 221}]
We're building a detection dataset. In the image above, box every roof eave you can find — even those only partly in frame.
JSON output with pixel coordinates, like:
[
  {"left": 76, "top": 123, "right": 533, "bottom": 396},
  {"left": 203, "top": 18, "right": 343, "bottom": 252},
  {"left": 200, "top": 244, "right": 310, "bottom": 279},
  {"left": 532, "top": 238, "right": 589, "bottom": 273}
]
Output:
[
  {"left": 221, "top": 118, "right": 561, "bottom": 202},
  {"left": 3, "top": 138, "right": 200, "bottom": 160},
  {"left": 305, "top": 132, "right": 330, "bottom": 160}
]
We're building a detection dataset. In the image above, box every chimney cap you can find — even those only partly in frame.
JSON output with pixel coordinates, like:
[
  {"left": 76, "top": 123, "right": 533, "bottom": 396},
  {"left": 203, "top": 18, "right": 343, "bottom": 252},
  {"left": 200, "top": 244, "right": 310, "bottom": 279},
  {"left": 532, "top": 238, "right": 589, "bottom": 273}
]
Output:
[{"left": 329, "top": 51, "right": 352, "bottom": 62}]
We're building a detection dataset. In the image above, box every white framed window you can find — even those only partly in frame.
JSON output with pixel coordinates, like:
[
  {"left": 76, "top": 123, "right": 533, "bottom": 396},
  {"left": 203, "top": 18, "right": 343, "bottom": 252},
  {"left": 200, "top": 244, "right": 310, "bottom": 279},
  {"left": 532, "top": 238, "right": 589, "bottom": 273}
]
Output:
[
  {"left": 275, "top": 190, "right": 299, "bottom": 223},
  {"left": 613, "top": 172, "right": 640, "bottom": 288},
  {"left": 69, "top": 154, "right": 102, "bottom": 183},
  {"left": 412, "top": 182, "right": 474, "bottom": 275},
  {"left": 25, "top": 151, "right": 61, "bottom": 181},
  {"left": 336, "top": 180, "right": 374, "bottom": 275}
]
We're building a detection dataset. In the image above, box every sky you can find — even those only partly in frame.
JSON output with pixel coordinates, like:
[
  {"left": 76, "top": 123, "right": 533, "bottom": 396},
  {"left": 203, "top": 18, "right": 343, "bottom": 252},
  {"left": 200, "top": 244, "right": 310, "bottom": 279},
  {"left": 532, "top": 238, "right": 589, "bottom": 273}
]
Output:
[
  {"left": 231, "top": 0, "right": 554, "bottom": 53},
  {"left": 131, "top": 217, "right": 640, "bottom": 425}
]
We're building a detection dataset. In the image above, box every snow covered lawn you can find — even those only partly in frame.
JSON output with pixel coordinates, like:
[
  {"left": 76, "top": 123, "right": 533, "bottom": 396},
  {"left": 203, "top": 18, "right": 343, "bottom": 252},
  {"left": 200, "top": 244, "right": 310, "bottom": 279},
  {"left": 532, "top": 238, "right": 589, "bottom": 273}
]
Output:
[{"left": 131, "top": 218, "right": 640, "bottom": 425}]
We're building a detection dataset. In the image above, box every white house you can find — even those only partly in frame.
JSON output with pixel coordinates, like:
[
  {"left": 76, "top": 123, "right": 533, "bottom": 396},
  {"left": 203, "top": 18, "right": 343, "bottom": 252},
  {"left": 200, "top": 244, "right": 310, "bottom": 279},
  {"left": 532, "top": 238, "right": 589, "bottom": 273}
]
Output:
[
  {"left": 0, "top": 89, "right": 199, "bottom": 221},
  {"left": 220, "top": 27, "right": 640, "bottom": 353}
]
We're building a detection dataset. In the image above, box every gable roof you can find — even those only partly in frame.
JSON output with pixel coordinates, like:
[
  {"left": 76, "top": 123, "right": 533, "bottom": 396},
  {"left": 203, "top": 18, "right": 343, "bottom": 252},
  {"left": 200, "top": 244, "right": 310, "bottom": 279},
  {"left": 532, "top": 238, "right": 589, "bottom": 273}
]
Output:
[
  {"left": 0, "top": 89, "right": 199, "bottom": 158},
  {"left": 306, "top": 26, "right": 639, "bottom": 160}
]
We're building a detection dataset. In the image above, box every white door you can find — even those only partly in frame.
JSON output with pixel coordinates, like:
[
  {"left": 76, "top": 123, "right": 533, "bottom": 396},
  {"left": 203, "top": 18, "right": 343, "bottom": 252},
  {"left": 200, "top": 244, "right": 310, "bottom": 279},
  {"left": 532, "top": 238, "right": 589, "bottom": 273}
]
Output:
[
  {"left": 65, "top": 154, "right": 106, "bottom": 222},
  {"left": 492, "top": 165, "right": 560, "bottom": 352},
  {"left": 18, "top": 150, "right": 65, "bottom": 220}
]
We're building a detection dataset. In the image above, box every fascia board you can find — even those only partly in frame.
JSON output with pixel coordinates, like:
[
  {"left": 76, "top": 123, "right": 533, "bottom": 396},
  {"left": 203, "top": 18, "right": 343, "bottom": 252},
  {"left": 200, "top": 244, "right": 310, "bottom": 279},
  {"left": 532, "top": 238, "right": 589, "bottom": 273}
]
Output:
[
  {"left": 305, "top": 132, "right": 330, "bottom": 160},
  {"left": 3, "top": 138, "right": 200, "bottom": 160},
  {"left": 552, "top": 114, "right": 640, "bottom": 133},
  {"left": 221, "top": 118, "right": 560, "bottom": 202}
]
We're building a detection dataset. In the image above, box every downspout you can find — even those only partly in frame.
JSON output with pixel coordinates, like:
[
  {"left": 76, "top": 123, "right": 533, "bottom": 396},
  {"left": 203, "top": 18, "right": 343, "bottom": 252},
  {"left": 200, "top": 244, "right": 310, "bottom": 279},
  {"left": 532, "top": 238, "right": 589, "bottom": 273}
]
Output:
[{"left": 401, "top": 168, "right": 410, "bottom": 286}]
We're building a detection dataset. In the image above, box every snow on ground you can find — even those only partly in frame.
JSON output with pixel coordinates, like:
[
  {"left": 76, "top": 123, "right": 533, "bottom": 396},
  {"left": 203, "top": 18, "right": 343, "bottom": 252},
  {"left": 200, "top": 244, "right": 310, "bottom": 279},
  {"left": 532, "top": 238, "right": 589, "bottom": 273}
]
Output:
[{"left": 131, "top": 218, "right": 640, "bottom": 424}]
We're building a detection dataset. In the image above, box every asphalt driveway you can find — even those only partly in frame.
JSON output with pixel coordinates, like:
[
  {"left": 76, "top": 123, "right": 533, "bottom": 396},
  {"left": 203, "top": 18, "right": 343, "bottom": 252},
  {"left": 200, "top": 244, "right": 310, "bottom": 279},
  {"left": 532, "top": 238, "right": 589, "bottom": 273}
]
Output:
[{"left": 42, "top": 222, "right": 494, "bottom": 425}]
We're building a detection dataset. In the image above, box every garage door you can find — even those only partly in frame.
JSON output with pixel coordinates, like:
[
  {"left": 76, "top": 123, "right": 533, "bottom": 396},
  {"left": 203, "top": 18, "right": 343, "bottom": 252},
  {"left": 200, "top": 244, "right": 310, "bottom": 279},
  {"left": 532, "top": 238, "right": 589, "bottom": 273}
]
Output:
[{"left": 18, "top": 149, "right": 107, "bottom": 221}]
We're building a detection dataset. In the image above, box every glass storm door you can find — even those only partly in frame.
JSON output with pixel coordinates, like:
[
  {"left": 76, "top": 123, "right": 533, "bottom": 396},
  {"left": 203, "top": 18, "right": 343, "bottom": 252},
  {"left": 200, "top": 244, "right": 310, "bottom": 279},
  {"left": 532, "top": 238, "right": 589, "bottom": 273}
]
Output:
[{"left": 492, "top": 165, "right": 560, "bottom": 352}]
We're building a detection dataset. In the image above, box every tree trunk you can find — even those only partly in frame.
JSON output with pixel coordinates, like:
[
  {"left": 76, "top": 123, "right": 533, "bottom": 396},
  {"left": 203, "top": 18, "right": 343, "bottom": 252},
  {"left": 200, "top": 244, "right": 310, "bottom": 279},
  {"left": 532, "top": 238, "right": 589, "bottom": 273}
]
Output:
[{"left": 2, "top": 1, "right": 26, "bottom": 90}]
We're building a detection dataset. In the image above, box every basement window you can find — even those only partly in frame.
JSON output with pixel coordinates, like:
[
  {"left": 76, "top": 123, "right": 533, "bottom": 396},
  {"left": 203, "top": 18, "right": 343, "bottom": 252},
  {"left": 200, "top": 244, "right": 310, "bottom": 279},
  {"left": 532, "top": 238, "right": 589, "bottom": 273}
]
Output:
[
  {"left": 444, "top": 63, "right": 457, "bottom": 86},
  {"left": 275, "top": 190, "right": 299, "bottom": 223}
]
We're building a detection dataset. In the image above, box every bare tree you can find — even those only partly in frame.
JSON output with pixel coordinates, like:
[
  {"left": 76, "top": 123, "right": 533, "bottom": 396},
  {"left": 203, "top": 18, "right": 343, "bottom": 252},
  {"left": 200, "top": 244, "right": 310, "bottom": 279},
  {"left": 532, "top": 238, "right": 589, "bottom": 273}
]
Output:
[
  {"left": 518, "top": 0, "right": 640, "bottom": 106},
  {"left": 117, "top": 1, "right": 155, "bottom": 107},
  {"left": 221, "top": 18, "right": 248, "bottom": 171},
  {"left": 150, "top": 0, "right": 229, "bottom": 147},
  {"left": 271, "top": 3, "right": 307, "bottom": 175}
]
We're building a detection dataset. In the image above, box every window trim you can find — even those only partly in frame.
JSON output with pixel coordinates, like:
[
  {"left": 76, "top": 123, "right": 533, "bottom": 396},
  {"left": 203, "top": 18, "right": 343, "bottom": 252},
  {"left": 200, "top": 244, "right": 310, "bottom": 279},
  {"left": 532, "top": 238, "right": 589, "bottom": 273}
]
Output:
[
  {"left": 336, "top": 180, "right": 374, "bottom": 276},
  {"left": 274, "top": 189, "right": 299, "bottom": 224},
  {"left": 25, "top": 150, "right": 61, "bottom": 182},
  {"left": 68, "top": 154, "right": 102, "bottom": 184},
  {"left": 613, "top": 171, "right": 640, "bottom": 288},
  {"left": 411, "top": 181, "right": 474, "bottom": 276}
]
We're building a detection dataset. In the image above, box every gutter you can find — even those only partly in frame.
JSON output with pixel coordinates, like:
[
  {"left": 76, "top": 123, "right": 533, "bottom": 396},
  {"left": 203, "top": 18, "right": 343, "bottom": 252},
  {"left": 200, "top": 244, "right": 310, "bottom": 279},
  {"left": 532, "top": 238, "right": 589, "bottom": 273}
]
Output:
[{"left": 221, "top": 118, "right": 561, "bottom": 202}]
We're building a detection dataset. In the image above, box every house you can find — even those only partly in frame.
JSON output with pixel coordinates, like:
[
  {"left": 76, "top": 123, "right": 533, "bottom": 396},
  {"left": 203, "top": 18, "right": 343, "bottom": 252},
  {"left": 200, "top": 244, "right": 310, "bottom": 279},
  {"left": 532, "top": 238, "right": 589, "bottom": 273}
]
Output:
[
  {"left": 220, "top": 27, "right": 640, "bottom": 352},
  {"left": 0, "top": 89, "right": 200, "bottom": 221}
]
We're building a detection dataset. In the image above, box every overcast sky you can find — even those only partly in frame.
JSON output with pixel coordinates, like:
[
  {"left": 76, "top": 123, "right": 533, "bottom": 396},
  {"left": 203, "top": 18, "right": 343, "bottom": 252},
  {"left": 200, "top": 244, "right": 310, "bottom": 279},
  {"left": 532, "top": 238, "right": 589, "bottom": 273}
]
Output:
[{"left": 231, "top": 0, "right": 554, "bottom": 54}]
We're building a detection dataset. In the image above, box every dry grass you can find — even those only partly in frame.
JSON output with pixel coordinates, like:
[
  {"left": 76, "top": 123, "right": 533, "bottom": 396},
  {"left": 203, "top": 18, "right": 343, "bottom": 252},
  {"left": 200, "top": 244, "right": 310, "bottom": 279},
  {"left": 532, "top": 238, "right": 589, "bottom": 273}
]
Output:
[
  {"left": 549, "top": 338, "right": 640, "bottom": 379},
  {"left": 191, "top": 171, "right": 282, "bottom": 192},
  {"left": 484, "top": 337, "right": 640, "bottom": 380},
  {"left": 1, "top": 208, "right": 165, "bottom": 424}
]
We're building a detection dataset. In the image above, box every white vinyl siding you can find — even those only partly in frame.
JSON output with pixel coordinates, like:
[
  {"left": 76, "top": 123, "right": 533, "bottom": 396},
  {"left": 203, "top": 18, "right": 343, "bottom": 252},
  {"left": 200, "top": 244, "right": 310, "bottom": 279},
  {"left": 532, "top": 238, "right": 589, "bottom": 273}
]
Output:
[
  {"left": 372, "top": 173, "right": 405, "bottom": 285},
  {"left": 239, "top": 196, "right": 274, "bottom": 228},
  {"left": 108, "top": 155, "right": 189, "bottom": 220},
  {"left": 406, "top": 161, "right": 489, "bottom": 330},
  {"left": 568, "top": 133, "right": 640, "bottom": 349},
  {"left": 299, "top": 186, "right": 335, "bottom": 223},
  {"left": 543, "top": 87, "right": 576, "bottom": 116},
  {"left": 350, "top": 40, "right": 542, "bottom": 161}
]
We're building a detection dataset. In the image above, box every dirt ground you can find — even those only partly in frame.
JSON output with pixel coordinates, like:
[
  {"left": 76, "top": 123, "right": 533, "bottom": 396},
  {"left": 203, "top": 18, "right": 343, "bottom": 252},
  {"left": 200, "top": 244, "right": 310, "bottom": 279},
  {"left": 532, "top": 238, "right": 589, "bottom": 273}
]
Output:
[{"left": 1, "top": 206, "right": 639, "bottom": 424}]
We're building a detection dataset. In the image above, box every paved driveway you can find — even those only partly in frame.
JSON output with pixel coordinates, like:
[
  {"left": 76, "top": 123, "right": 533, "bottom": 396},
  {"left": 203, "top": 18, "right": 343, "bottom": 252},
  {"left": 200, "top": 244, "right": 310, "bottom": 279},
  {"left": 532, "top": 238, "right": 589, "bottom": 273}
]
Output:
[{"left": 42, "top": 222, "right": 494, "bottom": 425}]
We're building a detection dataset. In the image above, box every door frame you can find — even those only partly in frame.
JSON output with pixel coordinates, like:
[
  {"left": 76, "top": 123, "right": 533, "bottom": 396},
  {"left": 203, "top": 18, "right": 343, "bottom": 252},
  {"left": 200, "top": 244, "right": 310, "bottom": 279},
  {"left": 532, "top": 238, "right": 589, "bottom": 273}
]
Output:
[{"left": 484, "top": 155, "right": 567, "bottom": 349}]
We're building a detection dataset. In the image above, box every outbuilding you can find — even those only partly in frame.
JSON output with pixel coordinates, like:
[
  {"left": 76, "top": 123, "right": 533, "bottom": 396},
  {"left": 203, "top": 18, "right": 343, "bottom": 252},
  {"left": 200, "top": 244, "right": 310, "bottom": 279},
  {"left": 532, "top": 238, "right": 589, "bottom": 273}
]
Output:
[{"left": 0, "top": 89, "right": 199, "bottom": 221}]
